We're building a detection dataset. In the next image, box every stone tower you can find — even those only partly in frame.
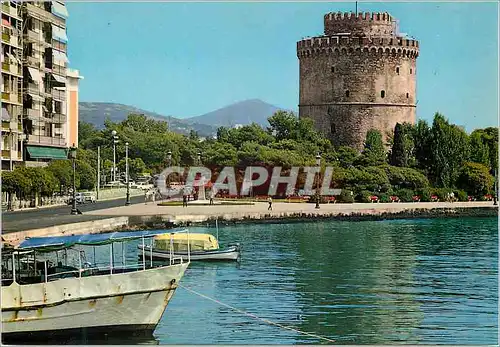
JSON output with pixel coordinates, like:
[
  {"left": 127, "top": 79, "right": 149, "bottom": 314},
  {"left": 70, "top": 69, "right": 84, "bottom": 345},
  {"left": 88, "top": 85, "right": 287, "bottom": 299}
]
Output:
[{"left": 297, "top": 12, "right": 419, "bottom": 149}]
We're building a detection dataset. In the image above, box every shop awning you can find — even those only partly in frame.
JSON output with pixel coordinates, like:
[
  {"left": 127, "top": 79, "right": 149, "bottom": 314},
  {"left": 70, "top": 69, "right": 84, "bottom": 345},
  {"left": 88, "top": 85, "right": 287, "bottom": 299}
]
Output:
[
  {"left": 51, "top": 24, "right": 68, "bottom": 43},
  {"left": 27, "top": 67, "right": 42, "bottom": 83},
  {"left": 1, "top": 107, "right": 11, "bottom": 121},
  {"left": 51, "top": 1, "right": 69, "bottom": 19},
  {"left": 27, "top": 93, "right": 43, "bottom": 102},
  {"left": 51, "top": 73, "right": 66, "bottom": 84},
  {"left": 52, "top": 49, "right": 68, "bottom": 64},
  {"left": 26, "top": 145, "right": 68, "bottom": 160}
]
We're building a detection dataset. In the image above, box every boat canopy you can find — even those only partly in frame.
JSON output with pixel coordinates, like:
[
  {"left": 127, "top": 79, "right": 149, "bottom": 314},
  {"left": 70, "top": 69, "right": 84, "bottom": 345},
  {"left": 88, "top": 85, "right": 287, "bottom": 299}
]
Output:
[
  {"left": 17, "top": 229, "right": 189, "bottom": 252},
  {"left": 154, "top": 233, "right": 219, "bottom": 252}
]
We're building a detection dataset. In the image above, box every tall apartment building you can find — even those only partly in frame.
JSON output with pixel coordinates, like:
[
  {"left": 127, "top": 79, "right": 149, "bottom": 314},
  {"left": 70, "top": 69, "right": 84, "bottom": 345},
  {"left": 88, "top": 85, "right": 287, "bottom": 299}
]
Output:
[
  {"left": 1, "top": 1, "right": 81, "bottom": 171},
  {"left": 1, "top": 1, "right": 23, "bottom": 171}
]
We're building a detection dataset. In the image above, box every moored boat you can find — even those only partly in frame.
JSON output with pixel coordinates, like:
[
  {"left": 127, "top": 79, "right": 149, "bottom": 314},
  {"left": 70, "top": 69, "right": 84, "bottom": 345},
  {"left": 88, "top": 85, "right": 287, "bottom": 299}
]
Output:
[
  {"left": 1, "top": 229, "right": 190, "bottom": 343},
  {"left": 138, "top": 231, "right": 241, "bottom": 262}
]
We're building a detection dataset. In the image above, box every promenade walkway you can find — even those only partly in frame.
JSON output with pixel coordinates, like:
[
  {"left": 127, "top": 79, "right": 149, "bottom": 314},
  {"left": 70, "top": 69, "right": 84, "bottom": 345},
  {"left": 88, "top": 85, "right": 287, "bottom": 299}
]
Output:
[{"left": 86, "top": 200, "right": 496, "bottom": 220}]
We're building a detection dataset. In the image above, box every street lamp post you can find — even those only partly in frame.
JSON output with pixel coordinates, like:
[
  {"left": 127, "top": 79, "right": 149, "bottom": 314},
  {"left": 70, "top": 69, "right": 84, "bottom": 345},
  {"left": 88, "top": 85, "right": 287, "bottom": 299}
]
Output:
[
  {"left": 69, "top": 145, "right": 78, "bottom": 215},
  {"left": 111, "top": 130, "right": 118, "bottom": 182},
  {"left": 315, "top": 153, "right": 321, "bottom": 209},
  {"left": 125, "top": 142, "right": 130, "bottom": 206}
]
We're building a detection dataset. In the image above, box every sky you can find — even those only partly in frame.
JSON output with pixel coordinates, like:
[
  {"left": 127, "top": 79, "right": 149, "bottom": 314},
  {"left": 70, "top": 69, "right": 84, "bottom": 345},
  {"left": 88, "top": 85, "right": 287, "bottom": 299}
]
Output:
[{"left": 66, "top": 1, "right": 499, "bottom": 131}]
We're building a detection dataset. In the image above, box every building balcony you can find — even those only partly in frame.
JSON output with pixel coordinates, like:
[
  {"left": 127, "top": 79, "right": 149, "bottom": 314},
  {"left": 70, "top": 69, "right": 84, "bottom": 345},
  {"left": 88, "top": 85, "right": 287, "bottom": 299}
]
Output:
[
  {"left": 2, "top": 121, "right": 22, "bottom": 132},
  {"left": 24, "top": 56, "right": 41, "bottom": 69},
  {"left": 27, "top": 135, "right": 66, "bottom": 147},
  {"left": 1, "top": 59, "right": 22, "bottom": 76},
  {"left": 26, "top": 83, "right": 42, "bottom": 94},
  {"left": 1, "top": 149, "right": 23, "bottom": 161},
  {"left": 2, "top": 31, "right": 10, "bottom": 42},
  {"left": 51, "top": 63, "right": 66, "bottom": 77},
  {"left": 25, "top": 3, "right": 66, "bottom": 27},
  {"left": 0, "top": 92, "right": 19, "bottom": 104},
  {"left": 51, "top": 89, "right": 65, "bottom": 101},
  {"left": 24, "top": 3, "right": 53, "bottom": 22},
  {"left": 1, "top": 31, "right": 20, "bottom": 47},
  {"left": 25, "top": 29, "right": 42, "bottom": 42},
  {"left": 2, "top": 3, "right": 21, "bottom": 19}
]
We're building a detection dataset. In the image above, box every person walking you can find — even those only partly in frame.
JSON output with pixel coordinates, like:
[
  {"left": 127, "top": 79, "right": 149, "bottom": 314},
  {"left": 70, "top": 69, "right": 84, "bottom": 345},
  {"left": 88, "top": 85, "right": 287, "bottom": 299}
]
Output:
[
  {"left": 209, "top": 189, "right": 215, "bottom": 205},
  {"left": 182, "top": 188, "right": 188, "bottom": 208},
  {"left": 268, "top": 196, "right": 273, "bottom": 211}
]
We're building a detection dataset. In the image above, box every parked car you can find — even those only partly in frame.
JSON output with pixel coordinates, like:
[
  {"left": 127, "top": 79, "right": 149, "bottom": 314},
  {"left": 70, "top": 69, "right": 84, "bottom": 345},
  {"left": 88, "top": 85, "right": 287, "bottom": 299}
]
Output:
[
  {"left": 136, "top": 182, "right": 154, "bottom": 191},
  {"left": 103, "top": 181, "right": 125, "bottom": 188},
  {"left": 68, "top": 192, "right": 96, "bottom": 205}
]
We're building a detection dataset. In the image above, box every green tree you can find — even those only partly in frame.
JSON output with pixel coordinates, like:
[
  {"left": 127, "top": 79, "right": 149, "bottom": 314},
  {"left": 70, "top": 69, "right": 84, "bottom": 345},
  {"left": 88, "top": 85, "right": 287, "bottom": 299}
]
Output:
[
  {"left": 76, "top": 159, "right": 97, "bottom": 190},
  {"left": 267, "top": 111, "right": 298, "bottom": 141},
  {"left": 203, "top": 142, "right": 238, "bottom": 166},
  {"left": 429, "top": 113, "right": 470, "bottom": 187},
  {"left": 457, "top": 162, "right": 494, "bottom": 196},
  {"left": 390, "top": 123, "right": 414, "bottom": 167},
  {"left": 413, "top": 120, "right": 432, "bottom": 171},
  {"left": 47, "top": 160, "right": 73, "bottom": 193},
  {"left": 118, "top": 157, "right": 147, "bottom": 180},
  {"left": 469, "top": 132, "right": 490, "bottom": 166},
  {"left": 356, "top": 129, "right": 386, "bottom": 166}
]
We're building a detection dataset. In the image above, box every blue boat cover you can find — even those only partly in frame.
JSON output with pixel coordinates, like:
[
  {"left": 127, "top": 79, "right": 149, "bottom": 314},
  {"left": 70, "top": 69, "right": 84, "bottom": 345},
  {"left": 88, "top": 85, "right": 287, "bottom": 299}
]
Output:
[{"left": 18, "top": 229, "right": 188, "bottom": 252}]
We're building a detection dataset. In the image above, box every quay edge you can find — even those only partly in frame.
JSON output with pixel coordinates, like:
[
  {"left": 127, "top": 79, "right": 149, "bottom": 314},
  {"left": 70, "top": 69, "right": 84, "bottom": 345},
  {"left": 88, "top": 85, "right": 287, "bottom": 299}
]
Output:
[{"left": 2, "top": 206, "right": 497, "bottom": 247}]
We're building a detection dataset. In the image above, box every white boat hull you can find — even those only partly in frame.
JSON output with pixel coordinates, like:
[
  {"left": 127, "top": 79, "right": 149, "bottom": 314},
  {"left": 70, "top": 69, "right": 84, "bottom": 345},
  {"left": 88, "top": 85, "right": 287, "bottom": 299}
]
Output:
[
  {"left": 138, "top": 245, "right": 241, "bottom": 261},
  {"left": 1, "top": 262, "right": 188, "bottom": 342}
]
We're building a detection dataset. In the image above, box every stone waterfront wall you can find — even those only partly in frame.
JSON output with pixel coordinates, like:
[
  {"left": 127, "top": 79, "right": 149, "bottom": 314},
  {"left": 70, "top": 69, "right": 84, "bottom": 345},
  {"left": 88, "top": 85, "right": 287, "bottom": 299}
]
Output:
[{"left": 297, "top": 11, "right": 419, "bottom": 149}]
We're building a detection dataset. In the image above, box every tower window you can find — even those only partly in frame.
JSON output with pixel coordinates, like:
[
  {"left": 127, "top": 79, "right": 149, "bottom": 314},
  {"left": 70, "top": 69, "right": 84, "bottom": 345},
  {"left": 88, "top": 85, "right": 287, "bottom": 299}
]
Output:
[
  {"left": 406, "top": 93, "right": 409, "bottom": 98},
  {"left": 410, "top": 68, "right": 413, "bottom": 74},
  {"left": 381, "top": 90, "right": 385, "bottom": 98},
  {"left": 330, "top": 123, "right": 336, "bottom": 135},
  {"left": 396, "top": 67, "right": 400, "bottom": 74},
  {"left": 331, "top": 66, "right": 335, "bottom": 73},
  {"left": 345, "top": 90, "right": 350, "bottom": 97}
]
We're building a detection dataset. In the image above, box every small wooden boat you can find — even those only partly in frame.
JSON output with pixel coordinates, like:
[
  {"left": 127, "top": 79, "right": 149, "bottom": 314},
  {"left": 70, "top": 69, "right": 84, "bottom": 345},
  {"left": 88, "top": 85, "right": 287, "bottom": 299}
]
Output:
[{"left": 138, "top": 231, "right": 241, "bottom": 262}]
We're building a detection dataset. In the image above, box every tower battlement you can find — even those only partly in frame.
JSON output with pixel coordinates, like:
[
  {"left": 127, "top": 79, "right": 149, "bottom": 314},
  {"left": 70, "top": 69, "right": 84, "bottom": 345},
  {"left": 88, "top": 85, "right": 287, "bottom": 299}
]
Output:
[
  {"left": 325, "top": 11, "right": 393, "bottom": 22},
  {"left": 324, "top": 11, "right": 396, "bottom": 37}
]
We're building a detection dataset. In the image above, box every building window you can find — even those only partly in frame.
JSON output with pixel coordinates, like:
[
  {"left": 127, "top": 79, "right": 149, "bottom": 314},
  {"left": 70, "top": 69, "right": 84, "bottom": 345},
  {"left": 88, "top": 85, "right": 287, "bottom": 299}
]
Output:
[
  {"left": 396, "top": 67, "right": 400, "bottom": 74},
  {"left": 406, "top": 93, "right": 409, "bottom": 98},
  {"left": 55, "top": 101, "right": 62, "bottom": 114},
  {"left": 331, "top": 66, "right": 335, "bottom": 73},
  {"left": 410, "top": 68, "right": 413, "bottom": 74},
  {"left": 330, "top": 123, "right": 336, "bottom": 135},
  {"left": 381, "top": 90, "right": 385, "bottom": 98},
  {"left": 345, "top": 90, "right": 350, "bottom": 97}
]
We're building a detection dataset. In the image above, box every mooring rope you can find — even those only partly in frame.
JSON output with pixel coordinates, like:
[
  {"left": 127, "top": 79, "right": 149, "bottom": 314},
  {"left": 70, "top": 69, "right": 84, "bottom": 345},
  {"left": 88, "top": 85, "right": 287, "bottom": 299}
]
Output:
[{"left": 178, "top": 283, "right": 336, "bottom": 344}]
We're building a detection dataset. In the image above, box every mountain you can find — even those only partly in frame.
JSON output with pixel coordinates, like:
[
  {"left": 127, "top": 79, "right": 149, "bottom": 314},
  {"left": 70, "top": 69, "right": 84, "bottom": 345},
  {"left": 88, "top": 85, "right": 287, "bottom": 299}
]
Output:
[
  {"left": 187, "top": 99, "right": 292, "bottom": 127},
  {"left": 79, "top": 102, "right": 218, "bottom": 137}
]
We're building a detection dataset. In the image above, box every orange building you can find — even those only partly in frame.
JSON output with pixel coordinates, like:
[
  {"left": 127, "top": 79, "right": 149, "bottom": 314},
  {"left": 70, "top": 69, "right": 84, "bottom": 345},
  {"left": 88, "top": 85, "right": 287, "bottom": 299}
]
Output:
[{"left": 65, "top": 68, "right": 82, "bottom": 149}]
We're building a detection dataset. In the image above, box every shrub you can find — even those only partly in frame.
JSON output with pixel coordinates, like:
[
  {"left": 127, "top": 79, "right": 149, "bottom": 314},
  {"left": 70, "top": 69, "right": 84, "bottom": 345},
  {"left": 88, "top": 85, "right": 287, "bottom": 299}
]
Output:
[
  {"left": 454, "top": 189, "right": 468, "bottom": 202},
  {"left": 395, "top": 188, "right": 414, "bottom": 202},
  {"left": 416, "top": 187, "right": 432, "bottom": 202},
  {"left": 433, "top": 188, "right": 453, "bottom": 201},
  {"left": 337, "top": 190, "right": 354, "bottom": 203},
  {"left": 379, "top": 193, "right": 391, "bottom": 203},
  {"left": 355, "top": 190, "right": 373, "bottom": 203}
]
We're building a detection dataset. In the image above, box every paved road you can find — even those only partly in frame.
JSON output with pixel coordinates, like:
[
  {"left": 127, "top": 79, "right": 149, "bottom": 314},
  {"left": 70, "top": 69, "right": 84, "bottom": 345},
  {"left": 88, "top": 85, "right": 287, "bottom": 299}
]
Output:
[{"left": 1, "top": 196, "right": 144, "bottom": 233}]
